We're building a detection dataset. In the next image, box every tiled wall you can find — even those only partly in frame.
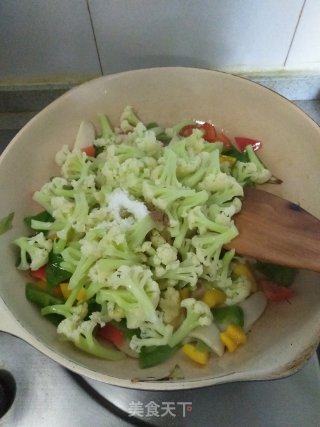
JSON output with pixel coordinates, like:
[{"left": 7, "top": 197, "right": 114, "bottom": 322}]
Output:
[{"left": 1, "top": 0, "right": 320, "bottom": 82}]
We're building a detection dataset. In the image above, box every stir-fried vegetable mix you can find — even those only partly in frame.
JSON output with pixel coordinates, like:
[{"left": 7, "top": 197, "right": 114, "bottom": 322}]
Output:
[{"left": 14, "top": 106, "right": 296, "bottom": 368}]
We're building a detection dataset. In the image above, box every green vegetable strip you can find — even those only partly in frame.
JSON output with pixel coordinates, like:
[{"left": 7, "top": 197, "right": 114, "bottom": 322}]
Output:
[
  {"left": 76, "top": 336, "right": 125, "bottom": 361},
  {"left": 211, "top": 305, "right": 244, "bottom": 329},
  {"left": 139, "top": 345, "right": 180, "bottom": 369},
  {"left": 46, "top": 251, "right": 72, "bottom": 289},
  {"left": 25, "top": 283, "right": 64, "bottom": 308},
  {"left": 0, "top": 212, "right": 14, "bottom": 236},
  {"left": 255, "top": 262, "right": 297, "bottom": 287},
  {"left": 98, "top": 113, "right": 114, "bottom": 139}
]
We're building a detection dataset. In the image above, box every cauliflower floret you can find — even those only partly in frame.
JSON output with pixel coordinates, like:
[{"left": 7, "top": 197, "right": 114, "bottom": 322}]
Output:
[
  {"left": 184, "top": 129, "right": 206, "bottom": 154},
  {"left": 119, "top": 106, "right": 140, "bottom": 132},
  {"left": 96, "top": 265, "right": 161, "bottom": 329},
  {"left": 33, "top": 177, "right": 70, "bottom": 213},
  {"left": 129, "top": 316, "right": 174, "bottom": 353},
  {"left": 55, "top": 144, "right": 71, "bottom": 166},
  {"left": 232, "top": 144, "right": 272, "bottom": 185},
  {"left": 15, "top": 232, "right": 53, "bottom": 270},
  {"left": 156, "top": 252, "right": 203, "bottom": 288},
  {"left": 168, "top": 298, "right": 213, "bottom": 347},
  {"left": 153, "top": 243, "right": 178, "bottom": 266},
  {"left": 51, "top": 196, "right": 74, "bottom": 215},
  {"left": 223, "top": 276, "right": 251, "bottom": 305},
  {"left": 57, "top": 303, "right": 89, "bottom": 342},
  {"left": 57, "top": 303, "right": 125, "bottom": 360},
  {"left": 150, "top": 230, "right": 167, "bottom": 248},
  {"left": 159, "top": 287, "right": 181, "bottom": 323}
]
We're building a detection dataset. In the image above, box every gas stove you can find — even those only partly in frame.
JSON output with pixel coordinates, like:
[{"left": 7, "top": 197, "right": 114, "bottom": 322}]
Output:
[{"left": 1, "top": 332, "right": 320, "bottom": 427}]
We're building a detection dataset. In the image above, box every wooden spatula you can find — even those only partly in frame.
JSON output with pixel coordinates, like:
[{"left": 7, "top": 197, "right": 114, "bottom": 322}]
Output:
[{"left": 225, "top": 187, "right": 320, "bottom": 272}]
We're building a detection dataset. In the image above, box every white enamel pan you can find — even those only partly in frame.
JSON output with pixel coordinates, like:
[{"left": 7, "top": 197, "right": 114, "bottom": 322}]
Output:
[{"left": 1, "top": 68, "right": 320, "bottom": 390}]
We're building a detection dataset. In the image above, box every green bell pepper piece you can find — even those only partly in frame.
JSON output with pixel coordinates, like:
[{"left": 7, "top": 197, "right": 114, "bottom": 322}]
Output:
[
  {"left": 211, "top": 305, "right": 244, "bottom": 330},
  {"left": 139, "top": 345, "right": 180, "bottom": 369}
]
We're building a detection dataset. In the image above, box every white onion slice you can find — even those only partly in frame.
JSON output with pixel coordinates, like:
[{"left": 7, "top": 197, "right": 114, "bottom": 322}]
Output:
[
  {"left": 74, "top": 120, "right": 96, "bottom": 150},
  {"left": 188, "top": 324, "right": 224, "bottom": 357},
  {"left": 239, "top": 291, "right": 267, "bottom": 332}
]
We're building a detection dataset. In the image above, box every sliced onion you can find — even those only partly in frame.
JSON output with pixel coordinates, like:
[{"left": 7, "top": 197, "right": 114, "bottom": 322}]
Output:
[
  {"left": 239, "top": 291, "right": 267, "bottom": 332},
  {"left": 74, "top": 120, "right": 96, "bottom": 150},
  {"left": 115, "top": 339, "right": 139, "bottom": 358},
  {"left": 188, "top": 324, "right": 224, "bottom": 357}
]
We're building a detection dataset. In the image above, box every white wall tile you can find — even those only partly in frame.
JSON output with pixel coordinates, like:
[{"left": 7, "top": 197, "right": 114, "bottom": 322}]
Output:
[
  {"left": 285, "top": 0, "right": 320, "bottom": 70},
  {"left": 0, "top": 0, "right": 101, "bottom": 81},
  {"left": 89, "top": 0, "right": 304, "bottom": 74}
]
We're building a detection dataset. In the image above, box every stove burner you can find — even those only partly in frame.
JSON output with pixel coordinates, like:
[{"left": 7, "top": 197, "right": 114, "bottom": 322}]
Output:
[
  {"left": 66, "top": 370, "right": 154, "bottom": 427},
  {"left": 0, "top": 369, "right": 16, "bottom": 420}
]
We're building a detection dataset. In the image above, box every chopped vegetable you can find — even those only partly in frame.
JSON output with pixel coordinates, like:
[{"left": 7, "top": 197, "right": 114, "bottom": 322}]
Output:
[
  {"left": 220, "top": 155, "right": 237, "bottom": 168},
  {"left": 60, "top": 282, "right": 86, "bottom": 302},
  {"left": 74, "top": 120, "right": 96, "bottom": 150},
  {"left": 220, "top": 324, "right": 247, "bottom": 352},
  {"left": 234, "top": 137, "right": 261, "bottom": 152},
  {"left": 15, "top": 233, "right": 52, "bottom": 271},
  {"left": 216, "top": 132, "right": 232, "bottom": 149},
  {"left": 0, "top": 212, "right": 14, "bottom": 236},
  {"left": 255, "top": 262, "right": 297, "bottom": 287},
  {"left": 260, "top": 280, "right": 295, "bottom": 301},
  {"left": 168, "top": 298, "right": 213, "bottom": 347},
  {"left": 24, "top": 210, "right": 54, "bottom": 228},
  {"left": 239, "top": 291, "right": 267, "bottom": 331},
  {"left": 96, "top": 323, "right": 125, "bottom": 347},
  {"left": 232, "top": 144, "right": 271, "bottom": 185},
  {"left": 180, "top": 122, "right": 217, "bottom": 143},
  {"left": 139, "top": 345, "right": 180, "bottom": 369},
  {"left": 202, "top": 288, "right": 226, "bottom": 308},
  {"left": 25, "top": 283, "right": 64, "bottom": 308},
  {"left": 81, "top": 146, "right": 96, "bottom": 157},
  {"left": 233, "top": 262, "right": 257, "bottom": 292},
  {"left": 179, "top": 287, "right": 191, "bottom": 301},
  {"left": 30, "top": 265, "right": 46, "bottom": 282},
  {"left": 110, "top": 319, "right": 140, "bottom": 340},
  {"left": 46, "top": 252, "right": 72, "bottom": 289},
  {"left": 188, "top": 323, "right": 224, "bottom": 356},
  {"left": 182, "top": 342, "right": 209, "bottom": 365},
  {"left": 14, "top": 106, "right": 278, "bottom": 367},
  {"left": 57, "top": 303, "right": 125, "bottom": 361},
  {"left": 212, "top": 305, "right": 244, "bottom": 330}
]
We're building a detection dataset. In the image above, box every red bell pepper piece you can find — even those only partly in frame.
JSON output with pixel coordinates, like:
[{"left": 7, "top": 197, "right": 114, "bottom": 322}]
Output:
[
  {"left": 260, "top": 280, "right": 295, "bottom": 302},
  {"left": 97, "top": 323, "right": 125, "bottom": 347},
  {"left": 180, "top": 122, "right": 217, "bottom": 143},
  {"left": 30, "top": 265, "right": 46, "bottom": 282},
  {"left": 234, "top": 137, "right": 262, "bottom": 152},
  {"left": 215, "top": 131, "right": 232, "bottom": 149},
  {"left": 81, "top": 145, "right": 96, "bottom": 157}
]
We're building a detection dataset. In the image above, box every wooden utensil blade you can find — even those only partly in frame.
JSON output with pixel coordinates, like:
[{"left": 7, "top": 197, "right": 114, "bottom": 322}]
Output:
[{"left": 225, "top": 188, "right": 320, "bottom": 272}]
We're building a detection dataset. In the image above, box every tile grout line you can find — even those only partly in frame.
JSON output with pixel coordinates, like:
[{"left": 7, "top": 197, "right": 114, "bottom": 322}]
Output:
[
  {"left": 86, "top": 0, "right": 103, "bottom": 75},
  {"left": 284, "top": 0, "right": 307, "bottom": 67}
]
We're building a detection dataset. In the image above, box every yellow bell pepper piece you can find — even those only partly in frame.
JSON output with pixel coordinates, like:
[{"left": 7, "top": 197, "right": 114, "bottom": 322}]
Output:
[
  {"left": 233, "top": 262, "right": 257, "bottom": 292},
  {"left": 182, "top": 343, "right": 209, "bottom": 365},
  {"left": 179, "top": 288, "right": 190, "bottom": 301},
  {"left": 202, "top": 288, "right": 226, "bottom": 308},
  {"left": 219, "top": 155, "right": 237, "bottom": 168},
  {"left": 60, "top": 282, "right": 70, "bottom": 299},
  {"left": 220, "top": 324, "right": 247, "bottom": 353},
  {"left": 60, "top": 282, "right": 87, "bottom": 302},
  {"left": 76, "top": 288, "right": 87, "bottom": 302}
]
